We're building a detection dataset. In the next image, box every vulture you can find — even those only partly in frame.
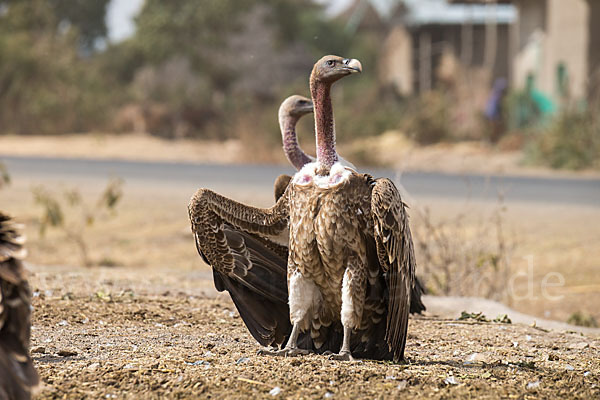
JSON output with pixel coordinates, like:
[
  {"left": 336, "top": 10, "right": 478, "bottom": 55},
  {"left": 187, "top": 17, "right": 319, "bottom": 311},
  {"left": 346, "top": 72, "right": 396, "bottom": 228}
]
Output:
[
  {"left": 277, "top": 96, "right": 425, "bottom": 314},
  {"left": 0, "top": 213, "right": 39, "bottom": 400},
  {"left": 189, "top": 55, "right": 418, "bottom": 361}
]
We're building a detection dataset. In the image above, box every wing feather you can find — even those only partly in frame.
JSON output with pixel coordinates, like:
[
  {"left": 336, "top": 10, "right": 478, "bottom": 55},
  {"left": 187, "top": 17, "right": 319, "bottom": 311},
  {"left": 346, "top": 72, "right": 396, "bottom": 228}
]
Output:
[
  {"left": 188, "top": 187, "right": 292, "bottom": 347},
  {"left": 370, "top": 179, "right": 415, "bottom": 362}
]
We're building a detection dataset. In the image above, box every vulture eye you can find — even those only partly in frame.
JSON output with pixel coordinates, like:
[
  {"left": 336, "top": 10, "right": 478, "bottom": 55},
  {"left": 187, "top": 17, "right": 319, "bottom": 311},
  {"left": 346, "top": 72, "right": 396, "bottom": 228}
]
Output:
[{"left": 326, "top": 59, "right": 335, "bottom": 67}]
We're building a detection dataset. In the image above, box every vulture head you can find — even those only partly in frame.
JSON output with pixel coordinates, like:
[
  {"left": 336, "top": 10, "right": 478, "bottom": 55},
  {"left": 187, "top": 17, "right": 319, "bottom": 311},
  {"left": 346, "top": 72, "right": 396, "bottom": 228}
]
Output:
[
  {"left": 311, "top": 55, "right": 362, "bottom": 84},
  {"left": 279, "top": 95, "right": 313, "bottom": 119}
]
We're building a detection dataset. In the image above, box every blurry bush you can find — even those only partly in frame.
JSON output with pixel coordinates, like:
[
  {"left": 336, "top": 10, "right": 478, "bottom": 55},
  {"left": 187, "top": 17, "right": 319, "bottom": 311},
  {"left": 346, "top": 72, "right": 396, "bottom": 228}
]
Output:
[
  {"left": 107, "top": 0, "right": 350, "bottom": 139},
  {"left": 0, "top": 162, "right": 10, "bottom": 188},
  {"left": 523, "top": 107, "right": 600, "bottom": 170},
  {"left": 413, "top": 197, "right": 515, "bottom": 302},
  {"left": 0, "top": 0, "right": 350, "bottom": 138},
  {"left": 567, "top": 311, "right": 598, "bottom": 328},
  {"left": 32, "top": 177, "right": 123, "bottom": 267},
  {"left": 0, "top": 0, "right": 116, "bottom": 134},
  {"left": 402, "top": 91, "right": 451, "bottom": 145}
]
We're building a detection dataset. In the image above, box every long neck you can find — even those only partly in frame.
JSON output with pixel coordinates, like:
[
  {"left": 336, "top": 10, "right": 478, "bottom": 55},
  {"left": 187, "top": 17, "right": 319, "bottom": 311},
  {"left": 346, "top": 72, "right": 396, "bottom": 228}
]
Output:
[
  {"left": 311, "top": 81, "right": 338, "bottom": 172},
  {"left": 280, "top": 115, "right": 312, "bottom": 170}
]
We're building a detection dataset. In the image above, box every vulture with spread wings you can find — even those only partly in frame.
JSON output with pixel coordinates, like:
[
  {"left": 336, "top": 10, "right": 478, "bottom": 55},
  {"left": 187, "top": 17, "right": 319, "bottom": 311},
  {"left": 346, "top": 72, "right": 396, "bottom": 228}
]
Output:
[{"left": 189, "top": 56, "right": 419, "bottom": 361}]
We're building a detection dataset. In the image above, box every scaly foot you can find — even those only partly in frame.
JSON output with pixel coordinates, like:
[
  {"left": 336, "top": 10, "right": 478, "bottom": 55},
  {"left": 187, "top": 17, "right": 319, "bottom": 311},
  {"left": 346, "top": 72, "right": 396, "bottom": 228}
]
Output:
[
  {"left": 328, "top": 351, "right": 357, "bottom": 361},
  {"left": 257, "top": 347, "right": 312, "bottom": 357}
]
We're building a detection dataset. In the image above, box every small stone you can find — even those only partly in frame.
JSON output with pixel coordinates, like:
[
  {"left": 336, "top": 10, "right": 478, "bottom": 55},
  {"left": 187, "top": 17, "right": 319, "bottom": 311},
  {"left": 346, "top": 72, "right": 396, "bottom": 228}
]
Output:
[
  {"left": 565, "top": 364, "right": 575, "bottom": 371},
  {"left": 568, "top": 342, "right": 589, "bottom": 350},
  {"left": 58, "top": 349, "right": 77, "bottom": 357},
  {"left": 547, "top": 353, "right": 559, "bottom": 361},
  {"left": 324, "top": 392, "right": 334, "bottom": 398},
  {"left": 269, "top": 386, "right": 281, "bottom": 396},
  {"left": 584, "top": 371, "right": 590, "bottom": 377},
  {"left": 58, "top": 320, "right": 69, "bottom": 326},
  {"left": 444, "top": 376, "right": 458, "bottom": 385},
  {"left": 397, "top": 380, "right": 408, "bottom": 390},
  {"left": 527, "top": 380, "right": 540, "bottom": 389},
  {"left": 31, "top": 346, "right": 46, "bottom": 354},
  {"left": 236, "top": 357, "right": 250, "bottom": 365},
  {"left": 88, "top": 362, "right": 100, "bottom": 370}
]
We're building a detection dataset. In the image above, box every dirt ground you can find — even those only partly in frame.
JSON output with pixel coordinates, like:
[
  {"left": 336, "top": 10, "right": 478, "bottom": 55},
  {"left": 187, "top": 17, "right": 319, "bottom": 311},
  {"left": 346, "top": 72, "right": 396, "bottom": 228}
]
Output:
[
  {"left": 3, "top": 135, "right": 599, "bottom": 398},
  {"left": 28, "top": 264, "right": 599, "bottom": 399}
]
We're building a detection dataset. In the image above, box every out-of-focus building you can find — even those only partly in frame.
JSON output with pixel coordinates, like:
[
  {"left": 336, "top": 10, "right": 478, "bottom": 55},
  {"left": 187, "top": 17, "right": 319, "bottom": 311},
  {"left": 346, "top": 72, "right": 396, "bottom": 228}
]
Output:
[
  {"left": 340, "top": 0, "right": 599, "bottom": 102},
  {"left": 340, "top": 0, "right": 516, "bottom": 96},
  {"left": 451, "top": 0, "right": 600, "bottom": 102}
]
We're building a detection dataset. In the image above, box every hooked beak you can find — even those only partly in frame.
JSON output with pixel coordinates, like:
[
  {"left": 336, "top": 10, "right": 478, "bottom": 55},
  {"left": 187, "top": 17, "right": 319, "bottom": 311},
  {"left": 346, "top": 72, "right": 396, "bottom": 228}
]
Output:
[
  {"left": 342, "top": 58, "right": 362, "bottom": 74},
  {"left": 301, "top": 102, "right": 314, "bottom": 114}
]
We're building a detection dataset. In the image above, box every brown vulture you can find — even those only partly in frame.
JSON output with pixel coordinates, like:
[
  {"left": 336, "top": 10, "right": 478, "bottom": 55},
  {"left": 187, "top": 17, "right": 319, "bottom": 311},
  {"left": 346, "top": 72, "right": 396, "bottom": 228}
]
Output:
[
  {"left": 0, "top": 213, "right": 39, "bottom": 399},
  {"left": 189, "top": 56, "right": 420, "bottom": 361}
]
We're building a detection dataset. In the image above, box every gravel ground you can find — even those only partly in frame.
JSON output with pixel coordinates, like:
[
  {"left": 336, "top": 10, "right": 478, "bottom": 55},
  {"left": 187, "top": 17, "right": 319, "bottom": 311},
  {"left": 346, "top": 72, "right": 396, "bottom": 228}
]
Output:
[{"left": 28, "top": 266, "right": 599, "bottom": 399}]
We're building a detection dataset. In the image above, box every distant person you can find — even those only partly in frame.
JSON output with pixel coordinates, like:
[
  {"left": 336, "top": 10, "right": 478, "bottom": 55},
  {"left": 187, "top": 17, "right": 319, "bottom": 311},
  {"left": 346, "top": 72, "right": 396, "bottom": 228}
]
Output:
[{"left": 484, "top": 78, "right": 508, "bottom": 143}]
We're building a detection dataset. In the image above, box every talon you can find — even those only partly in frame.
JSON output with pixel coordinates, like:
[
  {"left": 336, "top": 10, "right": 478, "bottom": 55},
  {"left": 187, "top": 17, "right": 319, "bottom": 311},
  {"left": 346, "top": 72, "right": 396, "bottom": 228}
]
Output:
[
  {"left": 328, "top": 351, "right": 356, "bottom": 361},
  {"left": 257, "top": 347, "right": 312, "bottom": 357}
]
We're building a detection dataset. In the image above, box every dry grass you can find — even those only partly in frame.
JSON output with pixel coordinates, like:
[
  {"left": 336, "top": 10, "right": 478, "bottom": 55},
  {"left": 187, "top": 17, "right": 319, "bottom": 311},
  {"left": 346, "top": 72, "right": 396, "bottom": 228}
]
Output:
[{"left": 413, "top": 197, "right": 514, "bottom": 302}]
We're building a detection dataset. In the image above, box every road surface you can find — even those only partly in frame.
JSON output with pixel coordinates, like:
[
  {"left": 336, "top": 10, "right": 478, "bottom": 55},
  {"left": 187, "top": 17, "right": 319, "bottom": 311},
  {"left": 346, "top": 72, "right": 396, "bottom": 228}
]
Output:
[{"left": 2, "top": 155, "right": 599, "bottom": 206}]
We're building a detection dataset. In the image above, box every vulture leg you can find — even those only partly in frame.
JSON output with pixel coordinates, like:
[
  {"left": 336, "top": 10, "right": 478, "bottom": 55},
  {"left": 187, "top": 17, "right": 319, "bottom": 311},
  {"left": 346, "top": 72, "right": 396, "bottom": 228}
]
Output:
[
  {"left": 257, "top": 322, "right": 311, "bottom": 357},
  {"left": 327, "top": 327, "right": 355, "bottom": 361},
  {"left": 330, "top": 257, "right": 365, "bottom": 361},
  {"left": 258, "top": 269, "right": 319, "bottom": 357}
]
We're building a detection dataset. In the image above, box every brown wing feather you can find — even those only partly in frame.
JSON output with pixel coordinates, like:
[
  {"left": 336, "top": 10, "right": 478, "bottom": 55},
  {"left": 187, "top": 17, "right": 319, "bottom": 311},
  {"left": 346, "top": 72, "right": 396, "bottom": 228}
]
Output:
[
  {"left": 188, "top": 187, "right": 292, "bottom": 347},
  {"left": 0, "top": 213, "right": 39, "bottom": 400},
  {"left": 370, "top": 179, "right": 415, "bottom": 362}
]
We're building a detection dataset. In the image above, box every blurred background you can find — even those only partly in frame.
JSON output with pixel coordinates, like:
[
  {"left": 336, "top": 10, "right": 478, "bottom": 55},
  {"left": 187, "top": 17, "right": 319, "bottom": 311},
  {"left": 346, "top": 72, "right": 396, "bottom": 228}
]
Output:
[
  {"left": 0, "top": 0, "right": 599, "bottom": 329},
  {"left": 0, "top": 0, "right": 598, "bottom": 168}
]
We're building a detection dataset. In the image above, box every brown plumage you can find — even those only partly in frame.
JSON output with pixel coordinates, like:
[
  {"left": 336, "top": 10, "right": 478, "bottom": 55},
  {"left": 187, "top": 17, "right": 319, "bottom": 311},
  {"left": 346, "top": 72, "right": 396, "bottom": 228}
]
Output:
[
  {"left": 0, "top": 213, "right": 39, "bottom": 400},
  {"left": 277, "top": 95, "right": 425, "bottom": 313},
  {"left": 191, "top": 96, "right": 313, "bottom": 348},
  {"left": 189, "top": 55, "right": 419, "bottom": 361}
]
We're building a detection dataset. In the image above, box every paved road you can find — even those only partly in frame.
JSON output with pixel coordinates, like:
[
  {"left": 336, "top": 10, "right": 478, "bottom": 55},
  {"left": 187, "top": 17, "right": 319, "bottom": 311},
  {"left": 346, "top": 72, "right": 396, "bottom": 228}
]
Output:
[{"left": 2, "top": 156, "right": 599, "bottom": 206}]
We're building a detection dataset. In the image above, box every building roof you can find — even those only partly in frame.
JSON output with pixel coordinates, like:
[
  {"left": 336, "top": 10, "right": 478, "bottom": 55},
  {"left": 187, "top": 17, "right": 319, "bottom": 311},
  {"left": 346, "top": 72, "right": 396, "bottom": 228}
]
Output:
[
  {"left": 402, "top": 0, "right": 516, "bottom": 26},
  {"left": 334, "top": 0, "right": 517, "bottom": 27},
  {"left": 448, "top": 0, "right": 512, "bottom": 4}
]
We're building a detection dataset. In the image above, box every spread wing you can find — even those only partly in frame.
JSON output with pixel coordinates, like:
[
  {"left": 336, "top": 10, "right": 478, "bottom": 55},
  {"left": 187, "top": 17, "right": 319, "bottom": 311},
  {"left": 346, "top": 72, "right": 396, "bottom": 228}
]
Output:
[
  {"left": 0, "top": 213, "right": 39, "bottom": 400},
  {"left": 188, "top": 188, "right": 292, "bottom": 347},
  {"left": 370, "top": 179, "right": 415, "bottom": 362}
]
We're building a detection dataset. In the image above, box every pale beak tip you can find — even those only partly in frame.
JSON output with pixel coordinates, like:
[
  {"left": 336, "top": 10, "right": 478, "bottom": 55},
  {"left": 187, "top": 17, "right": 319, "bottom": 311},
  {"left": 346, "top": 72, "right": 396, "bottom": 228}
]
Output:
[{"left": 348, "top": 59, "right": 362, "bottom": 73}]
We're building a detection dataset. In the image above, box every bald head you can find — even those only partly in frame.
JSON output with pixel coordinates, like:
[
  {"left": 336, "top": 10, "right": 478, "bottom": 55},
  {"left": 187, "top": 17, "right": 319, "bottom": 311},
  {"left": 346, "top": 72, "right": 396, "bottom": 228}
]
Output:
[
  {"left": 278, "top": 95, "right": 313, "bottom": 120},
  {"left": 310, "top": 55, "right": 362, "bottom": 85}
]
